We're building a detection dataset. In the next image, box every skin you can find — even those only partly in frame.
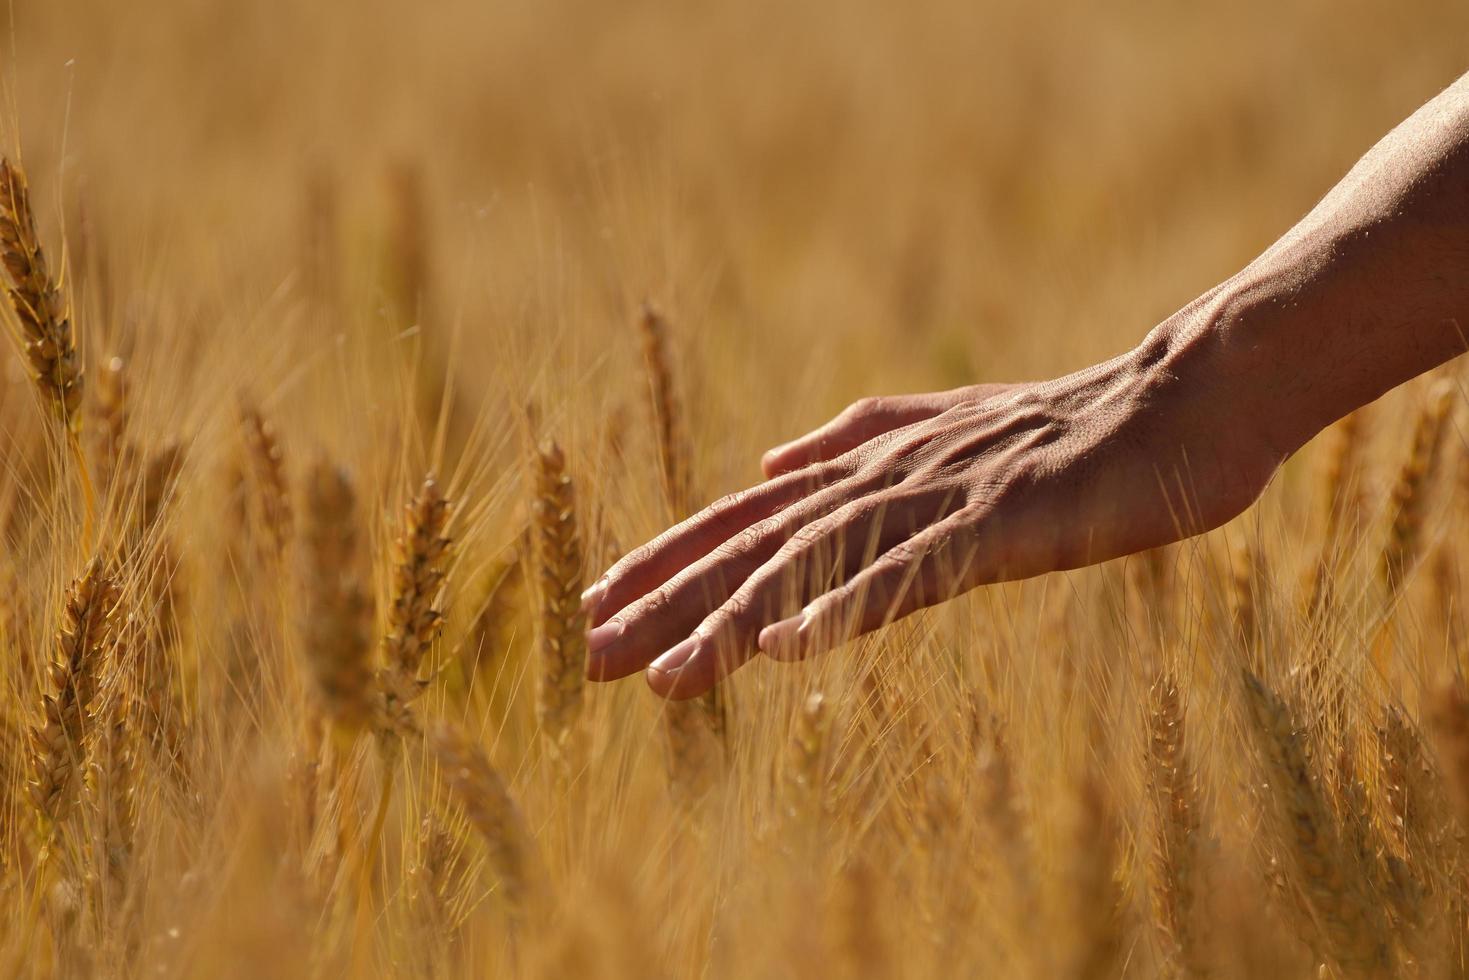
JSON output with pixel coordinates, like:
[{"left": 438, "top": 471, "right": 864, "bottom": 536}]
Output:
[{"left": 584, "top": 69, "right": 1469, "bottom": 700}]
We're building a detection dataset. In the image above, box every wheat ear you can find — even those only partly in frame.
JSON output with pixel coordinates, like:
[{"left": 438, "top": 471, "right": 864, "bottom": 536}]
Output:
[
  {"left": 238, "top": 403, "right": 293, "bottom": 560},
  {"left": 301, "top": 461, "right": 374, "bottom": 736},
  {"left": 379, "top": 475, "right": 452, "bottom": 738},
  {"left": 0, "top": 159, "right": 83, "bottom": 430},
  {"left": 1429, "top": 679, "right": 1469, "bottom": 830},
  {"left": 1145, "top": 674, "right": 1204, "bottom": 975},
  {"left": 637, "top": 303, "right": 730, "bottom": 741},
  {"left": 1228, "top": 540, "right": 1261, "bottom": 659},
  {"left": 637, "top": 301, "right": 691, "bottom": 519},
  {"left": 530, "top": 439, "right": 586, "bottom": 754},
  {"left": 86, "top": 670, "right": 138, "bottom": 894},
  {"left": 0, "top": 159, "right": 96, "bottom": 534},
  {"left": 91, "top": 356, "right": 129, "bottom": 491},
  {"left": 26, "top": 559, "right": 120, "bottom": 824},
  {"left": 428, "top": 722, "right": 539, "bottom": 912},
  {"left": 788, "top": 692, "right": 831, "bottom": 820},
  {"left": 1381, "top": 384, "right": 1454, "bottom": 596},
  {"left": 449, "top": 543, "right": 525, "bottom": 694},
  {"left": 1308, "top": 410, "right": 1367, "bottom": 618},
  {"left": 1239, "top": 670, "right": 1392, "bottom": 976}
]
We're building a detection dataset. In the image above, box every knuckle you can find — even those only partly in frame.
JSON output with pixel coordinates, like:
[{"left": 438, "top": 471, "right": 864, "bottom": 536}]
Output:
[
  {"left": 719, "top": 590, "right": 753, "bottom": 622},
  {"left": 633, "top": 584, "right": 676, "bottom": 620},
  {"left": 842, "top": 396, "right": 890, "bottom": 426},
  {"left": 606, "top": 545, "right": 650, "bottom": 582},
  {"left": 710, "top": 518, "right": 776, "bottom": 562},
  {"left": 699, "top": 607, "right": 731, "bottom": 637},
  {"left": 801, "top": 458, "right": 849, "bottom": 489},
  {"left": 886, "top": 540, "right": 923, "bottom": 567},
  {"left": 699, "top": 493, "right": 749, "bottom": 538},
  {"left": 788, "top": 519, "right": 831, "bottom": 550}
]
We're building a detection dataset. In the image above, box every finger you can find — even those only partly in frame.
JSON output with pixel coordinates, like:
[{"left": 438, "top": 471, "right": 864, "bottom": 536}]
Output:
[
  {"left": 757, "top": 506, "right": 990, "bottom": 661},
  {"left": 644, "top": 489, "right": 958, "bottom": 699},
  {"left": 586, "top": 477, "right": 888, "bottom": 682},
  {"left": 582, "top": 462, "right": 843, "bottom": 627},
  {"left": 760, "top": 386, "right": 1019, "bottom": 479},
  {"left": 761, "top": 397, "right": 945, "bottom": 479}
]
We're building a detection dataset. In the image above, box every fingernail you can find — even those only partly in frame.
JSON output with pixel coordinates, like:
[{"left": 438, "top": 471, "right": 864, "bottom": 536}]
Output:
[
  {"left": 760, "top": 608, "right": 817, "bottom": 661},
  {"left": 758, "top": 615, "right": 803, "bottom": 655},
  {"left": 586, "top": 617, "right": 625, "bottom": 654},
  {"left": 580, "top": 577, "right": 608, "bottom": 613},
  {"left": 762, "top": 444, "right": 792, "bottom": 472},
  {"left": 649, "top": 635, "right": 700, "bottom": 676}
]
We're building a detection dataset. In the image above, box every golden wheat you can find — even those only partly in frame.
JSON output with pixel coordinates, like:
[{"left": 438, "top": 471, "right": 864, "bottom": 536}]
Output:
[
  {"left": 301, "top": 460, "right": 374, "bottom": 736},
  {"left": 379, "top": 475, "right": 452, "bottom": 739},
  {"left": 529, "top": 439, "right": 586, "bottom": 755},
  {"left": 636, "top": 302, "right": 692, "bottom": 520},
  {"left": 26, "top": 559, "right": 120, "bottom": 824},
  {"left": 238, "top": 402, "right": 293, "bottom": 561},
  {"left": 1381, "top": 384, "right": 1455, "bottom": 596},
  {"left": 428, "top": 721, "right": 539, "bottom": 912},
  {"left": 3, "top": 5, "right": 1469, "bottom": 977},
  {"left": 1145, "top": 673, "right": 1205, "bottom": 975},
  {"left": 1239, "top": 670, "right": 1393, "bottom": 976},
  {"left": 0, "top": 158, "right": 83, "bottom": 430}
]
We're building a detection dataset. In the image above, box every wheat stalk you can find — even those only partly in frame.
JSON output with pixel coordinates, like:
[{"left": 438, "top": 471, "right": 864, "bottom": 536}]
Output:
[
  {"left": 1239, "top": 670, "right": 1393, "bottom": 977},
  {"left": 449, "top": 542, "right": 525, "bottom": 696},
  {"left": 1144, "top": 673, "right": 1204, "bottom": 975},
  {"left": 413, "top": 814, "right": 467, "bottom": 942},
  {"left": 238, "top": 403, "right": 293, "bottom": 560},
  {"left": 530, "top": 439, "right": 586, "bottom": 755},
  {"left": 0, "top": 159, "right": 83, "bottom": 431},
  {"left": 787, "top": 691, "right": 831, "bottom": 821},
  {"left": 1379, "top": 706, "right": 1435, "bottom": 859},
  {"left": 1428, "top": 679, "right": 1469, "bottom": 831},
  {"left": 427, "top": 722, "right": 539, "bottom": 912},
  {"left": 1308, "top": 410, "right": 1367, "bottom": 619},
  {"left": 1228, "top": 540, "right": 1262, "bottom": 660},
  {"left": 636, "top": 304, "right": 730, "bottom": 743},
  {"left": 637, "top": 301, "right": 691, "bottom": 519},
  {"left": 85, "top": 677, "right": 138, "bottom": 895},
  {"left": 26, "top": 559, "right": 120, "bottom": 824},
  {"left": 661, "top": 698, "right": 724, "bottom": 798},
  {"left": 1322, "top": 409, "right": 1367, "bottom": 546},
  {"left": 301, "top": 460, "right": 374, "bottom": 736},
  {"left": 378, "top": 474, "right": 452, "bottom": 739},
  {"left": 91, "top": 356, "right": 129, "bottom": 491},
  {"left": 1381, "top": 384, "right": 1454, "bottom": 597}
]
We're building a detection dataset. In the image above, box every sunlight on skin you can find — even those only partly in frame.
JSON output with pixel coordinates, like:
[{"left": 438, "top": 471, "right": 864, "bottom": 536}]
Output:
[{"left": 585, "top": 70, "right": 1469, "bottom": 700}]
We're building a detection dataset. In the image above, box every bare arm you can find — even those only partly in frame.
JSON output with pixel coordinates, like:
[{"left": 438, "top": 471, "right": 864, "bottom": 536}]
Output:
[
  {"left": 583, "top": 70, "right": 1469, "bottom": 699},
  {"left": 1204, "top": 69, "right": 1469, "bottom": 455}
]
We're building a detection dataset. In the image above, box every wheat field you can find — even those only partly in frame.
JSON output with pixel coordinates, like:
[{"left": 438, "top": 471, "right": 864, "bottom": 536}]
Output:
[{"left": 3, "top": 1, "right": 1469, "bottom": 977}]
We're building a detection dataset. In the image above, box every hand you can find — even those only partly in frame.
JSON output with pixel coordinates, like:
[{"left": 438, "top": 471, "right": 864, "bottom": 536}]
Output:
[
  {"left": 583, "top": 316, "right": 1284, "bottom": 700},
  {"left": 585, "top": 70, "right": 1469, "bottom": 700}
]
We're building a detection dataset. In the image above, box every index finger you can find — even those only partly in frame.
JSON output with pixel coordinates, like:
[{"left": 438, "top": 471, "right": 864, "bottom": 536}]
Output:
[{"left": 583, "top": 461, "right": 844, "bottom": 627}]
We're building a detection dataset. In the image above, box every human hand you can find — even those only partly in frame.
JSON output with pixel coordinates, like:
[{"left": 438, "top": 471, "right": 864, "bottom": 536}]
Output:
[
  {"left": 585, "top": 70, "right": 1469, "bottom": 699},
  {"left": 583, "top": 317, "right": 1284, "bottom": 699}
]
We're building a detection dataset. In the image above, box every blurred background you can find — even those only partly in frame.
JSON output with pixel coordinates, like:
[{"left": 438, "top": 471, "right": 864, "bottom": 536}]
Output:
[
  {"left": 3, "top": 4, "right": 1468, "bottom": 977},
  {"left": 7, "top": 0, "right": 1467, "bottom": 467}
]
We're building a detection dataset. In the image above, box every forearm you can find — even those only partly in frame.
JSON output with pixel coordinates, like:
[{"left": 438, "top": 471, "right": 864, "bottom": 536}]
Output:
[{"left": 1154, "top": 70, "right": 1469, "bottom": 458}]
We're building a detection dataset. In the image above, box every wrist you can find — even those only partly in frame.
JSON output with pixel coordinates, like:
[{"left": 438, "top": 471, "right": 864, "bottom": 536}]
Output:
[{"left": 1126, "top": 276, "right": 1311, "bottom": 468}]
